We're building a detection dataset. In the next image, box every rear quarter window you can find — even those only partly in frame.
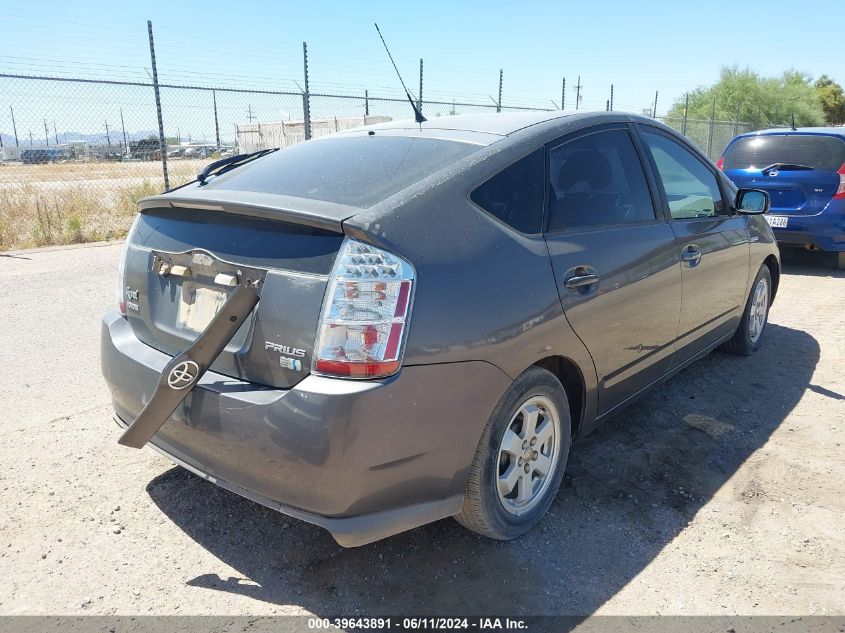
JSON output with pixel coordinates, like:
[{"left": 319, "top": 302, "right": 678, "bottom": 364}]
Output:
[
  {"left": 203, "top": 135, "right": 481, "bottom": 208},
  {"left": 723, "top": 134, "right": 845, "bottom": 172},
  {"left": 470, "top": 149, "right": 545, "bottom": 234}
]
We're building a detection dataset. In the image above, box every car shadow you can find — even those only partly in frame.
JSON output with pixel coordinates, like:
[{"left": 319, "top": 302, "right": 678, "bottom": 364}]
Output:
[
  {"left": 779, "top": 248, "right": 845, "bottom": 278},
  {"left": 146, "top": 323, "right": 817, "bottom": 616}
]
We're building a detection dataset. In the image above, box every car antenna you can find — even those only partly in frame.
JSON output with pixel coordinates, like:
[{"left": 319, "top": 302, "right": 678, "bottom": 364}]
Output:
[
  {"left": 791, "top": 113, "right": 797, "bottom": 131},
  {"left": 374, "top": 23, "right": 426, "bottom": 126}
]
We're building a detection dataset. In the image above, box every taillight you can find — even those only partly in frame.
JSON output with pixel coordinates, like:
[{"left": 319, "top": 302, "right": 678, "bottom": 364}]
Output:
[
  {"left": 116, "top": 243, "right": 127, "bottom": 316},
  {"left": 116, "top": 215, "right": 140, "bottom": 316},
  {"left": 715, "top": 157, "right": 724, "bottom": 171},
  {"left": 314, "top": 238, "right": 415, "bottom": 379},
  {"left": 835, "top": 163, "right": 845, "bottom": 200}
]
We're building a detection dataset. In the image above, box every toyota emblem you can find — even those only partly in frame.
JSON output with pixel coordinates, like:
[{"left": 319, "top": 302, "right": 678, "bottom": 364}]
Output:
[{"left": 167, "top": 360, "right": 200, "bottom": 390}]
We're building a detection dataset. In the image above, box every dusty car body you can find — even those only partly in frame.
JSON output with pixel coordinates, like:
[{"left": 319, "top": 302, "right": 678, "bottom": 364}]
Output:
[{"left": 101, "top": 111, "right": 780, "bottom": 546}]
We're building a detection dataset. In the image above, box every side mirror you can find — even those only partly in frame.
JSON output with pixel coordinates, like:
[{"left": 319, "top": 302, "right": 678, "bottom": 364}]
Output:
[{"left": 735, "top": 188, "right": 770, "bottom": 215}]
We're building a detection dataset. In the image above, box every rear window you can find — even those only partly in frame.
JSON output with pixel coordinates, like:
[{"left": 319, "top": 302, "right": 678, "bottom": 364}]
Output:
[
  {"left": 205, "top": 135, "right": 480, "bottom": 208},
  {"left": 723, "top": 134, "right": 845, "bottom": 172}
]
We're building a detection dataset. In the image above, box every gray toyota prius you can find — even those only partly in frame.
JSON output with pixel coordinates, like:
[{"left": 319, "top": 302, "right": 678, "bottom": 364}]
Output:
[{"left": 101, "top": 111, "right": 780, "bottom": 546}]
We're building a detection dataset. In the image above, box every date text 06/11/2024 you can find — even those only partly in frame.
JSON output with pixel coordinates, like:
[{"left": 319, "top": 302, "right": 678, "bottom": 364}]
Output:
[{"left": 307, "top": 617, "right": 529, "bottom": 630}]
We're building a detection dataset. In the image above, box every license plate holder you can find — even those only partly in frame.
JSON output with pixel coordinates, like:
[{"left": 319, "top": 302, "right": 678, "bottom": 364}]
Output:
[
  {"left": 765, "top": 215, "right": 788, "bottom": 229},
  {"left": 176, "top": 283, "right": 228, "bottom": 334}
]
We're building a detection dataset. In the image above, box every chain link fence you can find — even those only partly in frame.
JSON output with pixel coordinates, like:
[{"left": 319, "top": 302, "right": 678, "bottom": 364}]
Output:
[{"left": 0, "top": 68, "right": 769, "bottom": 251}]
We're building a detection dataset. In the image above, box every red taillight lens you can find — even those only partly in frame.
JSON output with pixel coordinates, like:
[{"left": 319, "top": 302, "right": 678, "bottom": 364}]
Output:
[
  {"left": 715, "top": 157, "right": 724, "bottom": 171},
  {"left": 116, "top": 215, "right": 140, "bottom": 316},
  {"left": 313, "top": 239, "right": 414, "bottom": 379},
  {"left": 116, "top": 239, "right": 128, "bottom": 316},
  {"left": 834, "top": 163, "right": 845, "bottom": 200}
]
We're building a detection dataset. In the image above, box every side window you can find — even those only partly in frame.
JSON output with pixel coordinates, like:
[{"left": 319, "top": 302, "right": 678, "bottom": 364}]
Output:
[
  {"left": 547, "top": 128, "right": 655, "bottom": 231},
  {"left": 470, "top": 149, "right": 544, "bottom": 234},
  {"left": 641, "top": 130, "right": 727, "bottom": 219}
]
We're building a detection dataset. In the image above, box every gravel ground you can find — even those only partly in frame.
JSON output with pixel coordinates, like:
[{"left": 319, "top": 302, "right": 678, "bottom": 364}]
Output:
[{"left": 0, "top": 243, "right": 843, "bottom": 616}]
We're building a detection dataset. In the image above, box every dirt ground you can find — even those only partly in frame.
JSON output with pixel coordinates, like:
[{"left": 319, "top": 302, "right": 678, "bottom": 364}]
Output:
[{"left": 0, "top": 243, "right": 843, "bottom": 616}]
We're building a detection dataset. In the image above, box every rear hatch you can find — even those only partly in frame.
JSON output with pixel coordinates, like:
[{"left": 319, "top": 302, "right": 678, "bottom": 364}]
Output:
[
  {"left": 722, "top": 133, "right": 845, "bottom": 216},
  {"left": 121, "top": 133, "right": 483, "bottom": 390},
  {"left": 124, "top": 203, "right": 345, "bottom": 389}
]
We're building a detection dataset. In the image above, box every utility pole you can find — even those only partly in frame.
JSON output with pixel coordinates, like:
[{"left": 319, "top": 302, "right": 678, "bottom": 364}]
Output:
[
  {"left": 44, "top": 119, "right": 49, "bottom": 146},
  {"left": 653, "top": 91, "right": 658, "bottom": 118},
  {"left": 364, "top": 89, "right": 369, "bottom": 117},
  {"left": 246, "top": 104, "right": 256, "bottom": 122},
  {"left": 418, "top": 58, "right": 423, "bottom": 115},
  {"left": 147, "top": 20, "right": 169, "bottom": 190},
  {"left": 104, "top": 120, "right": 111, "bottom": 147},
  {"left": 497, "top": 69, "right": 503, "bottom": 113},
  {"left": 575, "top": 75, "right": 582, "bottom": 110},
  {"left": 212, "top": 90, "right": 220, "bottom": 149},
  {"left": 10, "top": 106, "right": 19, "bottom": 146},
  {"left": 28, "top": 130, "right": 34, "bottom": 146},
  {"left": 561, "top": 77, "right": 565, "bottom": 110},
  {"left": 606, "top": 99, "right": 609, "bottom": 112},
  {"left": 682, "top": 93, "right": 689, "bottom": 135},
  {"left": 53, "top": 120, "right": 58, "bottom": 145},
  {"left": 120, "top": 109, "right": 128, "bottom": 154},
  {"left": 610, "top": 84, "right": 614, "bottom": 111}
]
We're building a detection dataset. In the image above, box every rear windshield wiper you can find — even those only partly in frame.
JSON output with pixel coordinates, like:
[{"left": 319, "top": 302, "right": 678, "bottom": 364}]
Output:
[
  {"left": 761, "top": 162, "right": 815, "bottom": 173},
  {"left": 197, "top": 148, "right": 279, "bottom": 185}
]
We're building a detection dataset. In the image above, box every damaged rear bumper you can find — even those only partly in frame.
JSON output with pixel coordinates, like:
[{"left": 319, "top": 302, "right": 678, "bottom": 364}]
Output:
[{"left": 101, "top": 311, "right": 510, "bottom": 546}]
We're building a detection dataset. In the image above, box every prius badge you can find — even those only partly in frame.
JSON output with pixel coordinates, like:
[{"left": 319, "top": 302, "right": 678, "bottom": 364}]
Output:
[{"left": 265, "top": 341, "right": 306, "bottom": 371}]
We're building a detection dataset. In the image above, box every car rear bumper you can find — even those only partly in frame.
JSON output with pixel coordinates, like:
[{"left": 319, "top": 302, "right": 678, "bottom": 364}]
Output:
[
  {"left": 769, "top": 208, "right": 845, "bottom": 251},
  {"left": 101, "top": 311, "right": 510, "bottom": 546}
]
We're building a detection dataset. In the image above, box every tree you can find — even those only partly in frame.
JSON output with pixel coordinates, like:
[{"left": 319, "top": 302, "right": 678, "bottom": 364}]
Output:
[
  {"left": 814, "top": 75, "right": 845, "bottom": 125},
  {"left": 668, "top": 66, "right": 826, "bottom": 127}
]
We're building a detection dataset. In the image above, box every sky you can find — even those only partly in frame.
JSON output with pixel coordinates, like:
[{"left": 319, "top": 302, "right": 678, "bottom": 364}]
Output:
[{"left": 1, "top": 0, "right": 842, "bottom": 145}]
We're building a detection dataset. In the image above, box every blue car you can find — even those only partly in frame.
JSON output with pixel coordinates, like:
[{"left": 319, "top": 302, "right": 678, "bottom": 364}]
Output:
[{"left": 718, "top": 127, "right": 845, "bottom": 268}]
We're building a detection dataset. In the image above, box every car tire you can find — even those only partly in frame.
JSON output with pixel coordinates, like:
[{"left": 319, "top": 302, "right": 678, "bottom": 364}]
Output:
[
  {"left": 726, "top": 264, "right": 772, "bottom": 356},
  {"left": 455, "top": 366, "right": 571, "bottom": 540}
]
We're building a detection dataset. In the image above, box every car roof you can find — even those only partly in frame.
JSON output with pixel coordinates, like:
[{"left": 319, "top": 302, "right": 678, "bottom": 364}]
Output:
[
  {"left": 361, "top": 111, "right": 574, "bottom": 137},
  {"left": 338, "top": 110, "right": 667, "bottom": 147},
  {"left": 737, "top": 127, "right": 845, "bottom": 139}
]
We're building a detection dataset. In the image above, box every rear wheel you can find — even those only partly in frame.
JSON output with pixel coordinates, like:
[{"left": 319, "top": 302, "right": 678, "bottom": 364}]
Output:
[
  {"left": 455, "top": 366, "right": 571, "bottom": 540},
  {"left": 726, "top": 265, "right": 771, "bottom": 356}
]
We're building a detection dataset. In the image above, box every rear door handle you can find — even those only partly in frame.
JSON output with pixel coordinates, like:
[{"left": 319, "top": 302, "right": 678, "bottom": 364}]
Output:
[
  {"left": 564, "top": 273, "right": 600, "bottom": 289},
  {"left": 681, "top": 246, "right": 702, "bottom": 266}
]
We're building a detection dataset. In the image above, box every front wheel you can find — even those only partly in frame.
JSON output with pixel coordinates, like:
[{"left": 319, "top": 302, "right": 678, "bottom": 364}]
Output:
[
  {"left": 455, "top": 366, "right": 571, "bottom": 540},
  {"left": 726, "top": 265, "right": 772, "bottom": 356}
]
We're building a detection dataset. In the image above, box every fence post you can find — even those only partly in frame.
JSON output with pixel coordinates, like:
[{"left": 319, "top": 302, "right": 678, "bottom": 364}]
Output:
[
  {"left": 497, "top": 69, "right": 503, "bottom": 112},
  {"left": 213, "top": 90, "right": 221, "bottom": 149},
  {"left": 302, "top": 42, "right": 311, "bottom": 141},
  {"left": 10, "top": 106, "right": 18, "bottom": 146},
  {"left": 682, "top": 93, "right": 689, "bottom": 135},
  {"left": 733, "top": 103, "right": 740, "bottom": 138},
  {"left": 561, "top": 77, "right": 565, "bottom": 110},
  {"left": 707, "top": 97, "right": 716, "bottom": 159},
  {"left": 364, "top": 89, "right": 369, "bottom": 117},
  {"left": 610, "top": 84, "right": 614, "bottom": 111},
  {"left": 418, "top": 58, "right": 423, "bottom": 115},
  {"left": 147, "top": 20, "right": 169, "bottom": 190}
]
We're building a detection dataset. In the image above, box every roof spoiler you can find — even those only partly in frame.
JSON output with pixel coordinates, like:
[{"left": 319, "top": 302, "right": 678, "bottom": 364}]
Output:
[{"left": 137, "top": 189, "right": 357, "bottom": 233}]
